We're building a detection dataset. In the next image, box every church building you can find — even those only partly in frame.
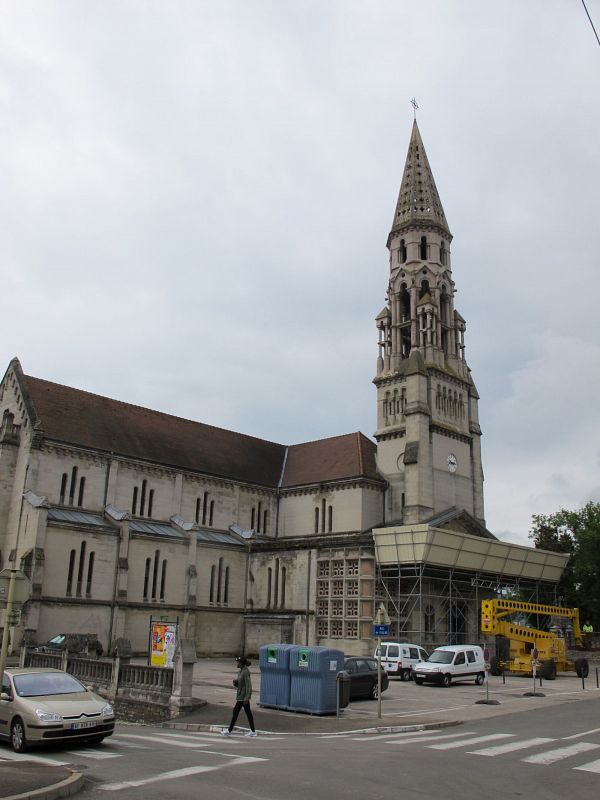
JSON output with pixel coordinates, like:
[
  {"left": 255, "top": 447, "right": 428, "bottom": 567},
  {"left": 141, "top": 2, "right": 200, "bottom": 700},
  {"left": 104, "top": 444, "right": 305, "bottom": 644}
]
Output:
[{"left": 0, "top": 121, "right": 567, "bottom": 657}]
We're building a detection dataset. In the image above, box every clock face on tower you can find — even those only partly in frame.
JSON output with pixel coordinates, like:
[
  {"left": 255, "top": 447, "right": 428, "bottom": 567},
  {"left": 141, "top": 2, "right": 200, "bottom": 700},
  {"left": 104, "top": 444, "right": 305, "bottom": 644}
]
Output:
[{"left": 447, "top": 453, "right": 458, "bottom": 473}]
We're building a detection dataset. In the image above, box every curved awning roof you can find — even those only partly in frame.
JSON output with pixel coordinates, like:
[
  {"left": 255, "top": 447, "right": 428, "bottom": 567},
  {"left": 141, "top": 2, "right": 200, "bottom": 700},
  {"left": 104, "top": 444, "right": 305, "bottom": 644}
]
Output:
[{"left": 373, "top": 524, "right": 569, "bottom": 582}]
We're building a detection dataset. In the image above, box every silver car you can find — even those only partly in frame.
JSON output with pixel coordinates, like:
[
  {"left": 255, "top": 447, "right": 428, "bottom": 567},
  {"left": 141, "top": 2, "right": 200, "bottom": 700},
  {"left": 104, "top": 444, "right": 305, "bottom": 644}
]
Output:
[{"left": 0, "top": 667, "right": 115, "bottom": 752}]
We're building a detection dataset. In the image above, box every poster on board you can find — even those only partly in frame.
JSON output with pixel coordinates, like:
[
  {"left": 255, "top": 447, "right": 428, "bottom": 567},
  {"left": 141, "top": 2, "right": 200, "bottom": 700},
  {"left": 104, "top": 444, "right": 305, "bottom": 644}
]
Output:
[{"left": 150, "top": 621, "right": 178, "bottom": 667}]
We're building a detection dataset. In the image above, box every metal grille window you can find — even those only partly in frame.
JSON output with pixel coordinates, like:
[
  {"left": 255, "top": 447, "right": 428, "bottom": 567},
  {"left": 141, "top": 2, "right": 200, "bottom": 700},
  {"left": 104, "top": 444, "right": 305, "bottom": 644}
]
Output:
[
  {"left": 317, "top": 620, "right": 329, "bottom": 638},
  {"left": 346, "top": 580, "right": 359, "bottom": 596},
  {"left": 332, "top": 580, "right": 344, "bottom": 597},
  {"left": 330, "top": 621, "right": 343, "bottom": 637},
  {"left": 332, "top": 560, "right": 344, "bottom": 577},
  {"left": 317, "top": 600, "right": 328, "bottom": 616},
  {"left": 317, "top": 581, "right": 329, "bottom": 597},
  {"left": 345, "top": 600, "right": 358, "bottom": 617},
  {"left": 346, "top": 560, "right": 359, "bottom": 576},
  {"left": 344, "top": 621, "right": 358, "bottom": 638},
  {"left": 317, "top": 561, "right": 330, "bottom": 578},
  {"left": 331, "top": 600, "right": 343, "bottom": 617}
]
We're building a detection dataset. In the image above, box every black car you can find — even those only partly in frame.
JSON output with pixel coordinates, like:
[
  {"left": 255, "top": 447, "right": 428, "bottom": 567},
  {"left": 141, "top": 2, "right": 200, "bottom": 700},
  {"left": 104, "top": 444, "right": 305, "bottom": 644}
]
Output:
[{"left": 343, "top": 657, "right": 389, "bottom": 700}]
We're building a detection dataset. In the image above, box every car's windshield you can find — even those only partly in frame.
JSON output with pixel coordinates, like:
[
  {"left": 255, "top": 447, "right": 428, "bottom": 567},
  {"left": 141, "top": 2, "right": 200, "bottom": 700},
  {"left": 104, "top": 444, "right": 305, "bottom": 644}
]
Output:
[
  {"left": 14, "top": 672, "right": 86, "bottom": 697},
  {"left": 428, "top": 650, "right": 454, "bottom": 664}
]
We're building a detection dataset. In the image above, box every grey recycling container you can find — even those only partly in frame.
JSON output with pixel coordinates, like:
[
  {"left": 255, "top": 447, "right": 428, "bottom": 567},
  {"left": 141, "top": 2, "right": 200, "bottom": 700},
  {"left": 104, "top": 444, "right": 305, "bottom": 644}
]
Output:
[
  {"left": 288, "top": 646, "right": 344, "bottom": 715},
  {"left": 258, "top": 643, "right": 295, "bottom": 709}
]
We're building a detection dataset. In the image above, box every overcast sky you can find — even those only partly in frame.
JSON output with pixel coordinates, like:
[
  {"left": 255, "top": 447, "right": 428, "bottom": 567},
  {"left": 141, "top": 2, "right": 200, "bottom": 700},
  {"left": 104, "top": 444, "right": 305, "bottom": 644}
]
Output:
[{"left": 1, "top": 1, "right": 599, "bottom": 545}]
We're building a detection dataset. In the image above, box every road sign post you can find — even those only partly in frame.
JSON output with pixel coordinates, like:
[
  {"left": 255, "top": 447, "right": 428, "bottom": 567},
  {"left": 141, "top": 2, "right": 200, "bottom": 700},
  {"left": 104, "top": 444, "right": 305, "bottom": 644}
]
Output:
[{"left": 373, "top": 603, "right": 391, "bottom": 719}]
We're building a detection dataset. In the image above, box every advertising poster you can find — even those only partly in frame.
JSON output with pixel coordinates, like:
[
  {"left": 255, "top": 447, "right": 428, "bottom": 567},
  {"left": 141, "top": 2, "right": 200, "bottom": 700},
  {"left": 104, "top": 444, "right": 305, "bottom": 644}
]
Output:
[{"left": 150, "top": 621, "right": 177, "bottom": 667}]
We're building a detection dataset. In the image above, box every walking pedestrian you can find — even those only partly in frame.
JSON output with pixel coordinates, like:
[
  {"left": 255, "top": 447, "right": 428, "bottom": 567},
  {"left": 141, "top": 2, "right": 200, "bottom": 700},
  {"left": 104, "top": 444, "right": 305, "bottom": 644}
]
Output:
[{"left": 221, "top": 656, "right": 257, "bottom": 737}]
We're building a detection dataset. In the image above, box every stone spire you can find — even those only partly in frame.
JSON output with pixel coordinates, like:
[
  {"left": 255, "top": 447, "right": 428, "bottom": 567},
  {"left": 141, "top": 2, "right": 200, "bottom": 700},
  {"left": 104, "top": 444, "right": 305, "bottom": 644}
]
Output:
[{"left": 389, "top": 120, "right": 451, "bottom": 242}]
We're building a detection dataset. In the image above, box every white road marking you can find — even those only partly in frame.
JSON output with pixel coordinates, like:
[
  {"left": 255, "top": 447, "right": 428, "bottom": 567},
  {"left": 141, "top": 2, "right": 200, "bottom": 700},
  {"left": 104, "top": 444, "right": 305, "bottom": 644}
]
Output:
[
  {"left": 574, "top": 758, "right": 600, "bottom": 774},
  {"left": 103, "top": 739, "right": 150, "bottom": 749},
  {"left": 0, "top": 750, "right": 69, "bottom": 766},
  {"left": 99, "top": 755, "right": 267, "bottom": 791},
  {"left": 387, "top": 731, "right": 481, "bottom": 745},
  {"left": 468, "top": 738, "right": 555, "bottom": 756},
  {"left": 563, "top": 727, "right": 600, "bottom": 740},
  {"left": 65, "top": 748, "right": 121, "bottom": 760},
  {"left": 429, "top": 734, "right": 513, "bottom": 750},
  {"left": 112, "top": 733, "right": 211, "bottom": 748},
  {"left": 522, "top": 742, "right": 600, "bottom": 765}
]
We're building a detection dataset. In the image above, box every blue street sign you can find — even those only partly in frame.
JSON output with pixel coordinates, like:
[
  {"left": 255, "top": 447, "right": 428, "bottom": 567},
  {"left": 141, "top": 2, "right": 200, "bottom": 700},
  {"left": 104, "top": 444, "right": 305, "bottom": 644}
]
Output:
[{"left": 373, "top": 624, "right": 390, "bottom": 637}]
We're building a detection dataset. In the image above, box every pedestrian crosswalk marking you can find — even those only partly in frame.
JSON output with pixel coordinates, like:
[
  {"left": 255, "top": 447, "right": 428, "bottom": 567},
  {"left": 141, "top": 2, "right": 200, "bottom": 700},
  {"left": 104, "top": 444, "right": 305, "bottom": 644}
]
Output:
[
  {"left": 522, "top": 742, "right": 600, "bottom": 765},
  {"left": 429, "top": 734, "right": 513, "bottom": 750},
  {"left": 65, "top": 748, "right": 121, "bottom": 760},
  {"left": 386, "top": 731, "right": 479, "bottom": 745},
  {"left": 113, "top": 733, "right": 211, "bottom": 749},
  {"left": 0, "top": 751, "right": 68, "bottom": 766},
  {"left": 574, "top": 758, "right": 600, "bottom": 774},
  {"left": 99, "top": 755, "right": 268, "bottom": 791},
  {"left": 468, "top": 738, "right": 554, "bottom": 756}
]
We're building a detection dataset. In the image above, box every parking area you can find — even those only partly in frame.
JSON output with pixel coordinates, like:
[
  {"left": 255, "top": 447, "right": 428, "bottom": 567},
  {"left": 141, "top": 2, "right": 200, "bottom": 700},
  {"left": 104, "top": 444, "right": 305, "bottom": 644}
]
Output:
[{"left": 189, "top": 658, "right": 600, "bottom": 728}]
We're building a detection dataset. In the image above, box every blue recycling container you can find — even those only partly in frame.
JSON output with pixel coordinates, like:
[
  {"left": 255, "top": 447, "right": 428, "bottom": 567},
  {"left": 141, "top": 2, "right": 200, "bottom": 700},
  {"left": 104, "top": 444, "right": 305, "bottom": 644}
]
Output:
[
  {"left": 288, "top": 646, "right": 344, "bottom": 715},
  {"left": 258, "top": 643, "right": 295, "bottom": 709}
]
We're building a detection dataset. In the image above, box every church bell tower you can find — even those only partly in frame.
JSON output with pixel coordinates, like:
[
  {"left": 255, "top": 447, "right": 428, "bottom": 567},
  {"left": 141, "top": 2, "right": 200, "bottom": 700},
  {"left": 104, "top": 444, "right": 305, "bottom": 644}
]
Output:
[{"left": 374, "top": 120, "right": 485, "bottom": 526}]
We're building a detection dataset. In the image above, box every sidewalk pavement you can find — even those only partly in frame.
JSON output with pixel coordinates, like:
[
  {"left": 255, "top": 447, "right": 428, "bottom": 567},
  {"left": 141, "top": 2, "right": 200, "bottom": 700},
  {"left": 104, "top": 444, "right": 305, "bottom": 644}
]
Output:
[{"left": 0, "top": 763, "right": 84, "bottom": 800}]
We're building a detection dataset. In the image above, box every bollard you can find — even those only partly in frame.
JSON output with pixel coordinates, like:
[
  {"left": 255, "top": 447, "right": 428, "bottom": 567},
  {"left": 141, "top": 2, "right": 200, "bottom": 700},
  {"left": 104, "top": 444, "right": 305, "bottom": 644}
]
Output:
[
  {"left": 502, "top": 668, "right": 505, "bottom": 685},
  {"left": 596, "top": 667, "right": 599, "bottom": 689},
  {"left": 582, "top": 673, "right": 585, "bottom": 691}
]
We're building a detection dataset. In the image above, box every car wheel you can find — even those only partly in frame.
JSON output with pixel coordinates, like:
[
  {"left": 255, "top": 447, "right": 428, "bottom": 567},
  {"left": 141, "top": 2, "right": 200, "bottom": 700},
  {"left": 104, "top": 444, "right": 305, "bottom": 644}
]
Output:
[
  {"left": 414, "top": 677, "right": 424, "bottom": 685},
  {"left": 442, "top": 674, "right": 451, "bottom": 688},
  {"left": 475, "top": 672, "right": 485, "bottom": 686},
  {"left": 370, "top": 682, "right": 380, "bottom": 700},
  {"left": 11, "top": 718, "right": 28, "bottom": 753},
  {"left": 401, "top": 668, "right": 411, "bottom": 682}
]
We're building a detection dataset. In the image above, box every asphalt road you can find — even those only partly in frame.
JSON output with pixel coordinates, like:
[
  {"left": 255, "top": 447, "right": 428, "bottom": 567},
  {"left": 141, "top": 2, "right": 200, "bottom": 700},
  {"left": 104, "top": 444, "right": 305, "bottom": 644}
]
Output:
[{"left": 1, "top": 692, "right": 599, "bottom": 799}]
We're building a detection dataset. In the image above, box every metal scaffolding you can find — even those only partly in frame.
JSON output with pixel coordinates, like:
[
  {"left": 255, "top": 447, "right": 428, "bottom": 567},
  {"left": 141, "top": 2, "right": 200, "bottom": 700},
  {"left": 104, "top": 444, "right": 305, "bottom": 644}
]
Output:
[{"left": 375, "top": 561, "right": 560, "bottom": 648}]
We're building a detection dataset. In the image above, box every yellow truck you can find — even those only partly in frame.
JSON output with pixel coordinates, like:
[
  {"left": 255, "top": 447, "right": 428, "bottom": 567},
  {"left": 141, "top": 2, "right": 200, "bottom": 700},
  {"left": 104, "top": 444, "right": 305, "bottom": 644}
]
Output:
[{"left": 480, "top": 599, "right": 589, "bottom": 679}]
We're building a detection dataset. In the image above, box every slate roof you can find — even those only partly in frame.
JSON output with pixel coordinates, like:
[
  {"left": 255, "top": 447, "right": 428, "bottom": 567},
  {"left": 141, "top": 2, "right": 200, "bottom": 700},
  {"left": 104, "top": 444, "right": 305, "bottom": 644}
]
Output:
[{"left": 11, "top": 361, "right": 383, "bottom": 490}]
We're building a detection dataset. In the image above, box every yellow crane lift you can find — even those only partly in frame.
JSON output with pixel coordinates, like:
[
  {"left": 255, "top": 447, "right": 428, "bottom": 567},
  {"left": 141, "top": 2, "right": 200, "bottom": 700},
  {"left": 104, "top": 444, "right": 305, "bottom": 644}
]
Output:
[{"left": 480, "top": 599, "right": 589, "bottom": 680}]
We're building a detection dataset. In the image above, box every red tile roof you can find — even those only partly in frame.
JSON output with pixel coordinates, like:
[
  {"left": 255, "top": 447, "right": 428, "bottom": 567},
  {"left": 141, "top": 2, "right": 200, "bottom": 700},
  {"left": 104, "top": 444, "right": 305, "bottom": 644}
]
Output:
[{"left": 17, "top": 367, "right": 381, "bottom": 489}]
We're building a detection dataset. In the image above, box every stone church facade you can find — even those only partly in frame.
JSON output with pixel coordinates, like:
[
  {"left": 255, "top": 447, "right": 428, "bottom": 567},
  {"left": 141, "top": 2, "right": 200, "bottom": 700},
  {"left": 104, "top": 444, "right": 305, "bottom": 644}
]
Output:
[{"left": 0, "top": 121, "right": 565, "bottom": 657}]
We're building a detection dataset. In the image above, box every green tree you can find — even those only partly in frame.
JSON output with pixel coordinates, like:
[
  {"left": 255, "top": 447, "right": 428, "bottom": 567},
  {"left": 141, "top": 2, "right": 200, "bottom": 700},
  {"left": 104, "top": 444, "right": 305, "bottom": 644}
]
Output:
[{"left": 529, "top": 501, "right": 600, "bottom": 627}]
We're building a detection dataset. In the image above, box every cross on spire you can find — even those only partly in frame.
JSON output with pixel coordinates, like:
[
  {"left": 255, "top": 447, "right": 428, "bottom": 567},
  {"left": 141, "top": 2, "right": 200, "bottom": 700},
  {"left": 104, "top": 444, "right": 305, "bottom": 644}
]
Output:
[{"left": 410, "top": 97, "right": 419, "bottom": 118}]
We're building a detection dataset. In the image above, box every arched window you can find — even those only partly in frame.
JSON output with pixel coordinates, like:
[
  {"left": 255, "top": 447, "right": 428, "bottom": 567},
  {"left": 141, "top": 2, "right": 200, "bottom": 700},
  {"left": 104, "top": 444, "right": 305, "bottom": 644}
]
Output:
[
  {"left": 263, "top": 509, "right": 269, "bottom": 534},
  {"left": 420, "top": 236, "right": 428, "bottom": 260},
  {"left": 151, "top": 549, "right": 160, "bottom": 598},
  {"left": 143, "top": 558, "right": 151, "bottom": 599},
  {"left": 399, "top": 283, "right": 410, "bottom": 323},
  {"left": 314, "top": 507, "right": 319, "bottom": 534},
  {"left": 77, "top": 476, "right": 86, "bottom": 507},
  {"left": 132, "top": 486, "right": 139, "bottom": 516},
  {"left": 328, "top": 506, "right": 333, "bottom": 533},
  {"left": 66, "top": 549, "right": 76, "bottom": 595},
  {"left": 224, "top": 566, "right": 230, "bottom": 604},
  {"left": 69, "top": 466, "right": 78, "bottom": 505},
  {"left": 267, "top": 567, "right": 272, "bottom": 607},
  {"left": 202, "top": 491, "right": 209, "bottom": 525},
  {"left": 399, "top": 239, "right": 407, "bottom": 263},
  {"left": 419, "top": 279, "right": 430, "bottom": 299},
  {"left": 321, "top": 499, "right": 326, "bottom": 533},
  {"left": 209, "top": 565, "right": 216, "bottom": 603},
  {"left": 440, "top": 240, "right": 447, "bottom": 265},
  {"left": 147, "top": 489, "right": 154, "bottom": 518},
  {"left": 59, "top": 473, "right": 68, "bottom": 505},
  {"left": 76, "top": 540, "right": 86, "bottom": 596},
  {"left": 140, "top": 479, "right": 147, "bottom": 516},
  {"left": 209, "top": 500, "right": 215, "bottom": 526},
  {"left": 251, "top": 507, "right": 256, "bottom": 529},
  {"left": 86, "top": 552, "right": 95, "bottom": 596},
  {"left": 160, "top": 559, "right": 167, "bottom": 600},
  {"left": 216, "top": 557, "right": 223, "bottom": 603},
  {"left": 195, "top": 497, "right": 201, "bottom": 524},
  {"left": 280, "top": 567, "right": 286, "bottom": 608},
  {"left": 257, "top": 502, "right": 262, "bottom": 533}
]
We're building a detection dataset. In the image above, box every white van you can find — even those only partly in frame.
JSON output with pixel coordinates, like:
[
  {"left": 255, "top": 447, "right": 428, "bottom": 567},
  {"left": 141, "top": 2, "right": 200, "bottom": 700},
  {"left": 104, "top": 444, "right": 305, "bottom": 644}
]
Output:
[
  {"left": 413, "top": 645, "right": 485, "bottom": 687},
  {"left": 374, "top": 642, "right": 429, "bottom": 680}
]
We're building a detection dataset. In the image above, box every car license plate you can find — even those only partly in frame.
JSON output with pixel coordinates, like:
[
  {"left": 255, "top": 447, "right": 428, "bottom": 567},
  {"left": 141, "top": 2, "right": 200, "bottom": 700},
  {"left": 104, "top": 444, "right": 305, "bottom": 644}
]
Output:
[{"left": 70, "top": 721, "right": 97, "bottom": 730}]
